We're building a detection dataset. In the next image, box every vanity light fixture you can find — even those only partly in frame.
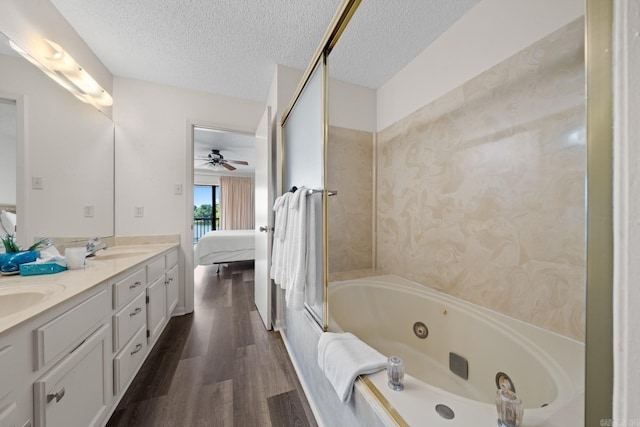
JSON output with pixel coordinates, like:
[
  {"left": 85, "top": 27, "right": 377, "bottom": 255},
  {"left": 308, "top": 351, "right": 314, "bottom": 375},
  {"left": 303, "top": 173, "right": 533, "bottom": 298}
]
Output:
[{"left": 10, "top": 39, "right": 113, "bottom": 109}]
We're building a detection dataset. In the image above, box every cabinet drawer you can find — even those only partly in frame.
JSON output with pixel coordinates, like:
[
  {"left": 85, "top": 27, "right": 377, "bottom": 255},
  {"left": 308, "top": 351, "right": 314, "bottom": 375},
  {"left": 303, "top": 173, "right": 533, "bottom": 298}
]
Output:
[
  {"left": 166, "top": 264, "right": 179, "bottom": 316},
  {"left": 35, "top": 290, "right": 108, "bottom": 370},
  {"left": 112, "top": 268, "right": 146, "bottom": 309},
  {"left": 165, "top": 249, "right": 178, "bottom": 269},
  {"left": 113, "top": 292, "right": 146, "bottom": 352},
  {"left": 113, "top": 326, "right": 147, "bottom": 395},
  {"left": 33, "top": 324, "right": 110, "bottom": 427},
  {"left": 146, "top": 257, "right": 165, "bottom": 283},
  {"left": 0, "top": 345, "right": 17, "bottom": 401}
]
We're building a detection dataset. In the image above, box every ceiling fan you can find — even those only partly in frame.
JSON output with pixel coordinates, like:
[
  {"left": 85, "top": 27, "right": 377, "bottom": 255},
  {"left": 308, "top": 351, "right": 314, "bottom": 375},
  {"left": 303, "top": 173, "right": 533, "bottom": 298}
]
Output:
[{"left": 195, "top": 149, "right": 249, "bottom": 171}]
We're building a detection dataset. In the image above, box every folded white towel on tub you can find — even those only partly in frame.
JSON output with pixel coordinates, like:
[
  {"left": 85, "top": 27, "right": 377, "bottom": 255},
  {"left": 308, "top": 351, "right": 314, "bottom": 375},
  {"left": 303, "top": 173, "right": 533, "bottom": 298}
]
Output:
[{"left": 317, "top": 332, "right": 387, "bottom": 403}]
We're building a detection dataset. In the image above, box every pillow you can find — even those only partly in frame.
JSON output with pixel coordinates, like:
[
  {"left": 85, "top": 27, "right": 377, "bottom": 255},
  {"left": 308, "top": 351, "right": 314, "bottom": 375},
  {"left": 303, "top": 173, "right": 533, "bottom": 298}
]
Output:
[{"left": 0, "top": 210, "right": 17, "bottom": 237}]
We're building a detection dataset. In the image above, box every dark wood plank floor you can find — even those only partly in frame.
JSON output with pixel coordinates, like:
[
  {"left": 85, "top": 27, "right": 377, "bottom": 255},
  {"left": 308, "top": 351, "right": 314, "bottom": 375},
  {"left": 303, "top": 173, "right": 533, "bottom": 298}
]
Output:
[{"left": 106, "top": 261, "right": 318, "bottom": 427}]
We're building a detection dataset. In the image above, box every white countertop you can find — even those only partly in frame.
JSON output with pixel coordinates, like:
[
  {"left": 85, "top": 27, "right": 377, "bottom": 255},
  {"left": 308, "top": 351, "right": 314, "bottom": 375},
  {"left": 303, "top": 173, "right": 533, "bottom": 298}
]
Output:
[{"left": 0, "top": 243, "right": 178, "bottom": 335}]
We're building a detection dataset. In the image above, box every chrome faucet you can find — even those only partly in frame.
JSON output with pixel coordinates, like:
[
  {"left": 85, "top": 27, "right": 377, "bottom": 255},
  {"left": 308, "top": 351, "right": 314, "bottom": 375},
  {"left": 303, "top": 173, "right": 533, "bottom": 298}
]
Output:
[{"left": 86, "top": 236, "right": 108, "bottom": 257}]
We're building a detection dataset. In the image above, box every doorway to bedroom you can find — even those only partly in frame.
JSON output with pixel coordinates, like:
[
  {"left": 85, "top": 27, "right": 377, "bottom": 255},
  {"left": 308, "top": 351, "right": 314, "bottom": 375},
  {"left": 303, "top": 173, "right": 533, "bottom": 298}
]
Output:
[{"left": 192, "top": 124, "right": 256, "bottom": 284}]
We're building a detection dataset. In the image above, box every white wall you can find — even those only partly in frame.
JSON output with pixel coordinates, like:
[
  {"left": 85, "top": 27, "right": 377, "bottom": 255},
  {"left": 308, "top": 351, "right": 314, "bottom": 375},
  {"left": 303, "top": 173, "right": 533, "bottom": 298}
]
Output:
[
  {"left": 613, "top": 0, "right": 640, "bottom": 422},
  {"left": 376, "top": 0, "right": 585, "bottom": 131},
  {"left": 113, "top": 76, "right": 264, "bottom": 314},
  {"left": 329, "top": 78, "right": 376, "bottom": 132}
]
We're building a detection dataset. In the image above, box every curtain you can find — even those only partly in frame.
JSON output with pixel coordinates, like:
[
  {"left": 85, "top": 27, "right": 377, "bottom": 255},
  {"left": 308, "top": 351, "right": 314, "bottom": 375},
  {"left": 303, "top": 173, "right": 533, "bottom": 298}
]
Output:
[{"left": 220, "top": 176, "right": 254, "bottom": 230}]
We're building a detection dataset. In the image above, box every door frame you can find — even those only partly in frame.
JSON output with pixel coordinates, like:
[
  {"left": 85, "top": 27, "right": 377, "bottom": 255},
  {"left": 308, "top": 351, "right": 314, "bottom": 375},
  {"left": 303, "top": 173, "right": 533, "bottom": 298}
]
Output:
[{"left": 184, "top": 120, "right": 257, "bottom": 314}]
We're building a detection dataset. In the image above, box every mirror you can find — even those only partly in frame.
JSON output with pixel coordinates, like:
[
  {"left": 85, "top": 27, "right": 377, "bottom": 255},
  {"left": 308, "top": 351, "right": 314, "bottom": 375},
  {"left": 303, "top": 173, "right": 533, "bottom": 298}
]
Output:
[
  {"left": 0, "top": 99, "right": 16, "bottom": 210},
  {"left": 0, "top": 31, "right": 114, "bottom": 246}
]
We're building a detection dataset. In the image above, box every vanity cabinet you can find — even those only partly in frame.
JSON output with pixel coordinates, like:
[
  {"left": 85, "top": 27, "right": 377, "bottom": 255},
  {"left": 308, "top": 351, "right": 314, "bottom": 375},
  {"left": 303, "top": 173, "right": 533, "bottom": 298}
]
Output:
[
  {"left": 35, "top": 290, "right": 108, "bottom": 371},
  {"left": 0, "top": 244, "right": 179, "bottom": 427},
  {"left": 0, "top": 345, "right": 18, "bottom": 401},
  {"left": 163, "top": 249, "right": 179, "bottom": 318},
  {"left": 33, "top": 324, "right": 110, "bottom": 427},
  {"left": 0, "top": 402, "right": 17, "bottom": 427},
  {"left": 112, "top": 269, "right": 146, "bottom": 310},
  {"left": 112, "top": 292, "right": 146, "bottom": 352},
  {"left": 146, "top": 276, "right": 166, "bottom": 344},
  {"left": 113, "top": 326, "right": 147, "bottom": 395},
  {"left": 165, "top": 264, "right": 179, "bottom": 316}
]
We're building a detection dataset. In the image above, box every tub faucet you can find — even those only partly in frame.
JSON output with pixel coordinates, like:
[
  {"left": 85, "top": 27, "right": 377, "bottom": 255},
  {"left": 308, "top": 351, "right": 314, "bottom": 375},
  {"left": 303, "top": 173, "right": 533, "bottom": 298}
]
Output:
[
  {"left": 496, "top": 385, "right": 523, "bottom": 427},
  {"left": 86, "top": 236, "right": 108, "bottom": 257}
]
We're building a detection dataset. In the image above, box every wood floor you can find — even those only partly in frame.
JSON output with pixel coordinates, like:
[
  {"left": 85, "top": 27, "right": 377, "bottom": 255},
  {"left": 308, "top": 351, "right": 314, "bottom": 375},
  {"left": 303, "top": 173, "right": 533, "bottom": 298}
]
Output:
[{"left": 106, "top": 261, "right": 318, "bottom": 427}]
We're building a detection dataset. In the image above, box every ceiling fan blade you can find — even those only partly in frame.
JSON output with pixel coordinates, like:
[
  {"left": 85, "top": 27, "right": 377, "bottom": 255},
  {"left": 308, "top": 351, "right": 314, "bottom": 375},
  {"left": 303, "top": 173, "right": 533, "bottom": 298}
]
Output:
[
  {"left": 224, "top": 160, "right": 249, "bottom": 165},
  {"left": 221, "top": 162, "right": 236, "bottom": 171}
]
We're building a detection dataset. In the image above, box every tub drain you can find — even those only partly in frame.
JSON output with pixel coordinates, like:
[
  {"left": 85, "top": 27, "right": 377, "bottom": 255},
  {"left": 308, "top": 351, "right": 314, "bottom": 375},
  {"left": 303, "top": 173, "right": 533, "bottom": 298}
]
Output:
[
  {"left": 413, "top": 322, "right": 429, "bottom": 339},
  {"left": 435, "top": 404, "right": 455, "bottom": 420}
]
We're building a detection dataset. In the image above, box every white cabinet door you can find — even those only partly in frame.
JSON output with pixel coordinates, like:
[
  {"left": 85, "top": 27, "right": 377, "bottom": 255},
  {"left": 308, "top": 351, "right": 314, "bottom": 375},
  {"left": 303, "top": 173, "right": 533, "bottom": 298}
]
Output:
[
  {"left": 0, "top": 345, "right": 17, "bottom": 401},
  {"left": 146, "top": 276, "right": 166, "bottom": 344},
  {"left": 33, "top": 324, "right": 110, "bottom": 427},
  {"left": 165, "top": 264, "right": 179, "bottom": 316},
  {"left": 0, "top": 402, "right": 17, "bottom": 427}
]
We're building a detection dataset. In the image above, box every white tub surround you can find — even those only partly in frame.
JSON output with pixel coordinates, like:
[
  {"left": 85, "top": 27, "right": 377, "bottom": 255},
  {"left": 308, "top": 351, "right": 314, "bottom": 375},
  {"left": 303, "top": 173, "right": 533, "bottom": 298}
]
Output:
[{"left": 329, "top": 275, "right": 584, "bottom": 427}]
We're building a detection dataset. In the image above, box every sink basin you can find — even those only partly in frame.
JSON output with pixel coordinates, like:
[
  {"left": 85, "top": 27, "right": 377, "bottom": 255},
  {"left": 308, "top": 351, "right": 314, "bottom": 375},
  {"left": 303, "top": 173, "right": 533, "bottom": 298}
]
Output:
[{"left": 0, "top": 283, "right": 65, "bottom": 317}]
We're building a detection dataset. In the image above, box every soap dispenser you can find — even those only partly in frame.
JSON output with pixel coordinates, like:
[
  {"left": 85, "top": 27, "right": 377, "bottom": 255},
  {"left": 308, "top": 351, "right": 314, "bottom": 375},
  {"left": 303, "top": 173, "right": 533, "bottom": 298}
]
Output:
[{"left": 496, "top": 385, "right": 523, "bottom": 427}]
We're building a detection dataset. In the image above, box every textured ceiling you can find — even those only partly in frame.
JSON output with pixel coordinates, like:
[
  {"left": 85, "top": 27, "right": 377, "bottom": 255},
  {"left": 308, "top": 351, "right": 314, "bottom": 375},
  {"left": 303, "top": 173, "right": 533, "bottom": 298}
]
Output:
[{"left": 48, "top": 0, "right": 480, "bottom": 103}]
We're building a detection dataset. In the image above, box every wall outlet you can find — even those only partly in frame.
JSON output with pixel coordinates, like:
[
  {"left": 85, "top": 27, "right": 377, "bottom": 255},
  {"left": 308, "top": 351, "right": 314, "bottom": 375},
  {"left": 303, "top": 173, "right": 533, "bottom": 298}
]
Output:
[
  {"left": 83, "top": 205, "right": 94, "bottom": 218},
  {"left": 174, "top": 184, "right": 183, "bottom": 195},
  {"left": 134, "top": 206, "right": 144, "bottom": 218},
  {"left": 32, "top": 176, "right": 44, "bottom": 190}
]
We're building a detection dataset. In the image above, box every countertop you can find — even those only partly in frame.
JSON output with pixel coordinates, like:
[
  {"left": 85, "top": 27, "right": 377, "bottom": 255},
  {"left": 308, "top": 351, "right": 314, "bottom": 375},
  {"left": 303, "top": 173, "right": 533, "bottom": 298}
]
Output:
[{"left": 0, "top": 243, "right": 178, "bottom": 336}]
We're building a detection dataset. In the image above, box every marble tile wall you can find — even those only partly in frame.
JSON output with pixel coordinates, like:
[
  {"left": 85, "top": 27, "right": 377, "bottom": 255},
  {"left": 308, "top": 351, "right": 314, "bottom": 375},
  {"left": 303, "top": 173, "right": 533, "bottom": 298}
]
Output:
[
  {"left": 376, "top": 18, "right": 585, "bottom": 341},
  {"left": 328, "top": 126, "right": 374, "bottom": 274}
]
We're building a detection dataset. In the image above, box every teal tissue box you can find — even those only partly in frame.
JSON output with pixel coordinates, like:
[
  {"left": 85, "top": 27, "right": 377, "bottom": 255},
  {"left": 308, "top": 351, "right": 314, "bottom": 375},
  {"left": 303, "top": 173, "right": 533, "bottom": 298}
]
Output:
[{"left": 19, "top": 262, "right": 67, "bottom": 276}]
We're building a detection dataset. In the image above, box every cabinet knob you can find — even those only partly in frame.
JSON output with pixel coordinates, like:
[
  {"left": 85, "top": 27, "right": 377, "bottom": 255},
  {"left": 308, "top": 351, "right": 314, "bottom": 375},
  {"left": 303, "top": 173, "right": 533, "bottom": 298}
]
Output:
[{"left": 47, "top": 388, "right": 65, "bottom": 403}]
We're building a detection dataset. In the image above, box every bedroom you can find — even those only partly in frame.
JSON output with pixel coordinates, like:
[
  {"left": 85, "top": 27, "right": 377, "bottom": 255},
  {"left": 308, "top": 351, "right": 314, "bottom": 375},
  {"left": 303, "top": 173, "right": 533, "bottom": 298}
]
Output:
[{"left": 192, "top": 127, "right": 256, "bottom": 270}]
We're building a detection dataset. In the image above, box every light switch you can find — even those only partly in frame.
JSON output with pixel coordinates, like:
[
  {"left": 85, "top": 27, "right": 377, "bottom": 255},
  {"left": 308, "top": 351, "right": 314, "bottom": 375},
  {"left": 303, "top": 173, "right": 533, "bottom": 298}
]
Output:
[
  {"left": 83, "top": 205, "right": 94, "bottom": 217},
  {"left": 174, "top": 184, "right": 183, "bottom": 195},
  {"left": 134, "top": 206, "right": 144, "bottom": 218},
  {"left": 32, "top": 176, "right": 44, "bottom": 190}
]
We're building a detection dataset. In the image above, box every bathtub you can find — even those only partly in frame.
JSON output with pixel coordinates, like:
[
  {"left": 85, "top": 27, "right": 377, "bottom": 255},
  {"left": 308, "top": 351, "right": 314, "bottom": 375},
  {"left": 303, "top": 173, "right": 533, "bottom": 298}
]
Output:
[{"left": 328, "top": 275, "right": 584, "bottom": 426}]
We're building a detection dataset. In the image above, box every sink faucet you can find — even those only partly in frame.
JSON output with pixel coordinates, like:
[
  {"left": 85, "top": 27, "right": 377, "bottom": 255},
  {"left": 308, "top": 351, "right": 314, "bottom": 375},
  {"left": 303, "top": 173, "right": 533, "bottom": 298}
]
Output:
[{"left": 86, "top": 236, "right": 108, "bottom": 257}]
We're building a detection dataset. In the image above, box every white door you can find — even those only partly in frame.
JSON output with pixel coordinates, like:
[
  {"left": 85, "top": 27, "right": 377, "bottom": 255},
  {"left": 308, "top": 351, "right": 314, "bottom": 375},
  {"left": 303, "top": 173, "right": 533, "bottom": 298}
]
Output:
[{"left": 254, "top": 107, "right": 274, "bottom": 329}]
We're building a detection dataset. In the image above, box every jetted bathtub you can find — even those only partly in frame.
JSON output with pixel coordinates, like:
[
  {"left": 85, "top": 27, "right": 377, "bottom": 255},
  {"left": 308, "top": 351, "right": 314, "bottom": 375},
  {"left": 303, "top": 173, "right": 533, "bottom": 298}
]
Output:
[{"left": 328, "top": 275, "right": 584, "bottom": 426}]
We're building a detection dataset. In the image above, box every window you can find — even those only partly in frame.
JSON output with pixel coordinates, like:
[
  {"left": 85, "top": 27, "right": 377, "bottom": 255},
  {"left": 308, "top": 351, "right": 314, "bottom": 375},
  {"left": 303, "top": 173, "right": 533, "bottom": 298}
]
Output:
[{"left": 193, "top": 185, "right": 220, "bottom": 243}]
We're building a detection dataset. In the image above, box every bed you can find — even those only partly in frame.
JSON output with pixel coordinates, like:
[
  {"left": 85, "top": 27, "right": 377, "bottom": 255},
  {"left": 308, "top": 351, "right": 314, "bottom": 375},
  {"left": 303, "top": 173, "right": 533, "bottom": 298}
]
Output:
[{"left": 194, "top": 229, "right": 255, "bottom": 266}]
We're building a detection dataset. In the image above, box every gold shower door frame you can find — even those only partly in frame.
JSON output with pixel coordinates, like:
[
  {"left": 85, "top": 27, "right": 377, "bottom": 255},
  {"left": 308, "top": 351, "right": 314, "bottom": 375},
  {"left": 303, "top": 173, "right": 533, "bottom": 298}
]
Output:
[{"left": 280, "top": 0, "right": 613, "bottom": 423}]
